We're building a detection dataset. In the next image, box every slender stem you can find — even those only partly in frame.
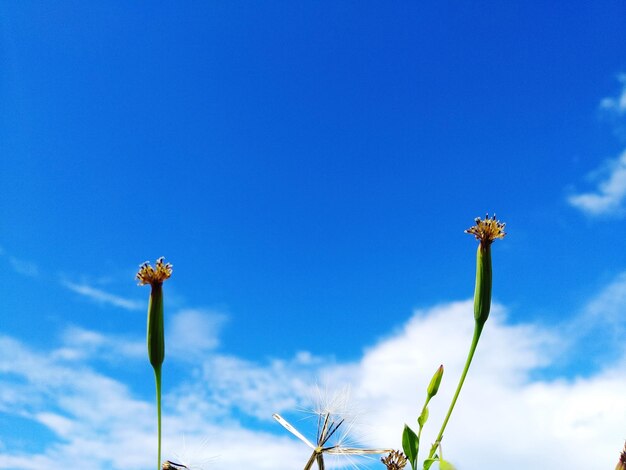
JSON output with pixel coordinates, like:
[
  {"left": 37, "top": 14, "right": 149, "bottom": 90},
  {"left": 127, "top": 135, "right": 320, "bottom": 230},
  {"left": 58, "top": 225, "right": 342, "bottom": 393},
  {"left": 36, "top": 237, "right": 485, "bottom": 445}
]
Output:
[
  {"left": 316, "top": 452, "right": 325, "bottom": 470},
  {"left": 415, "top": 399, "right": 429, "bottom": 465},
  {"left": 303, "top": 450, "right": 318, "bottom": 470},
  {"left": 154, "top": 364, "right": 162, "bottom": 470},
  {"left": 428, "top": 323, "right": 483, "bottom": 460}
]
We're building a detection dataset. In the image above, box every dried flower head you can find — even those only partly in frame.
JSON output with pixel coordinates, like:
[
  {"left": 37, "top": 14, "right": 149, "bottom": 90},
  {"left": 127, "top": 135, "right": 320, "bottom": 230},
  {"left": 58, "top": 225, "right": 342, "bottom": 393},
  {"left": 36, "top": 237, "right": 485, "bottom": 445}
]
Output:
[
  {"left": 136, "top": 257, "right": 173, "bottom": 286},
  {"left": 381, "top": 450, "right": 408, "bottom": 470},
  {"left": 163, "top": 461, "right": 188, "bottom": 470},
  {"left": 465, "top": 214, "right": 506, "bottom": 245},
  {"left": 616, "top": 442, "right": 626, "bottom": 470}
]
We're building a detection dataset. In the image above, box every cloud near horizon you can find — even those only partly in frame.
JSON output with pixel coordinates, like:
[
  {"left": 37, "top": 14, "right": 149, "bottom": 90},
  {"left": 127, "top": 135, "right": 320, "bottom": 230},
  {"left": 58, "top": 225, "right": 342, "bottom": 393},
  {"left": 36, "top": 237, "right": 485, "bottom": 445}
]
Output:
[{"left": 1, "top": 283, "right": 625, "bottom": 469}]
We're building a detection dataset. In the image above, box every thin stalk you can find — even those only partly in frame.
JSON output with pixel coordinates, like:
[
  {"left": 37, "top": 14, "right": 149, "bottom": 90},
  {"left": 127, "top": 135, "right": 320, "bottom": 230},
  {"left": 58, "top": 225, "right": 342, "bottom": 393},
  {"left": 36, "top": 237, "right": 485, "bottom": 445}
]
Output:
[
  {"left": 415, "top": 402, "right": 427, "bottom": 463},
  {"left": 154, "top": 364, "right": 162, "bottom": 470},
  {"left": 316, "top": 452, "right": 325, "bottom": 470},
  {"left": 303, "top": 450, "right": 318, "bottom": 470},
  {"left": 428, "top": 323, "right": 483, "bottom": 460}
]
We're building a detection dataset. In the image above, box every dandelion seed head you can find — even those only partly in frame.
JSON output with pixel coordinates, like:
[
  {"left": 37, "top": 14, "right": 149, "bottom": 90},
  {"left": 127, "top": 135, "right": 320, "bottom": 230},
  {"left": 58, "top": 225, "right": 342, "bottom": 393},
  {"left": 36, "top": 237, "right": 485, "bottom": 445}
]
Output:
[
  {"left": 275, "top": 381, "right": 390, "bottom": 470},
  {"left": 167, "top": 434, "right": 217, "bottom": 470},
  {"left": 308, "top": 383, "right": 356, "bottom": 422}
]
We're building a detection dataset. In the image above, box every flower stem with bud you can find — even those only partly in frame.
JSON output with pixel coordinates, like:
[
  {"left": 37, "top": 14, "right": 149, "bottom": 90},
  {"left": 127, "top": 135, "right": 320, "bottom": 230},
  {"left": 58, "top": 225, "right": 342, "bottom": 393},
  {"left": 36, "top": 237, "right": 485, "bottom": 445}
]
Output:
[
  {"left": 427, "top": 215, "right": 505, "bottom": 464},
  {"left": 137, "top": 257, "right": 173, "bottom": 470}
]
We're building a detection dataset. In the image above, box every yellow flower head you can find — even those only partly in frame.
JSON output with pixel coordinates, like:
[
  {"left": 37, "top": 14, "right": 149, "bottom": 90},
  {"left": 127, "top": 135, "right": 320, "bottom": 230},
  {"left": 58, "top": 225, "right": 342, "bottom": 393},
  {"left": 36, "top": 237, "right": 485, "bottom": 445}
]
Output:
[
  {"left": 465, "top": 214, "right": 506, "bottom": 245},
  {"left": 136, "top": 257, "right": 173, "bottom": 286}
]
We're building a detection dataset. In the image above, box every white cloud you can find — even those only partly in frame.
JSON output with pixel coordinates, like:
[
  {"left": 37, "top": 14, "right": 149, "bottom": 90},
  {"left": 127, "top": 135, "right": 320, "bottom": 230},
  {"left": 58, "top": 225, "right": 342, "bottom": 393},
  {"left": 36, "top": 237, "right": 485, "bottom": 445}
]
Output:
[
  {"left": 572, "top": 270, "right": 626, "bottom": 339},
  {"left": 346, "top": 302, "right": 624, "bottom": 469},
  {"left": 569, "top": 74, "right": 626, "bottom": 216},
  {"left": 53, "top": 326, "right": 145, "bottom": 362},
  {"left": 568, "top": 149, "right": 626, "bottom": 216},
  {"left": 176, "top": 351, "right": 329, "bottom": 421},
  {"left": 0, "top": 334, "right": 155, "bottom": 470},
  {"left": 8, "top": 256, "right": 39, "bottom": 277},
  {"left": 61, "top": 280, "right": 143, "bottom": 311},
  {"left": 600, "top": 74, "right": 626, "bottom": 115},
  {"left": 167, "top": 309, "right": 228, "bottom": 360},
  {"left": 1, "top": 289, "right": 626, "bottom": 469}
]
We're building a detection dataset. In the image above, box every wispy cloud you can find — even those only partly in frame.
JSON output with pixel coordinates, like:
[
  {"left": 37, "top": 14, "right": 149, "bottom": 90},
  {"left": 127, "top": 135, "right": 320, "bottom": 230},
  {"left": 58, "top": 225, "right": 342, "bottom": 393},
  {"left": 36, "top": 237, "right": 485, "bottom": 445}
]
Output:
[
  {"left": 7, "top": 256, "right": 39, "bottom": 277},
  {"left": 0, "top": 247, "right": 39, "bottom": 276},
  {"left": 568, "top": 149, "right": 626, "bottom": 216},
  {"left": 52, "top": 326, "right": 145, "bottom": 362},
  {"left": 1, "top": 292, "right": 626, "bottom": 469},
  {"left": 61, "top": 280, "right": 143, "bottom": 311},
  {"left": 569, "top": 75, "right": 626, "bottom": 216},
  {"left": 600, "top": 74, "right": 626, "bottom": 116},
  {"left": 0, "top": 334, "right": 155, "bottom": 470},
  {"left": 167, "top": 309, "right": 228, "bottom": 360},
  {"left": 177, "top": 350, "right": 328, "bottom": 421},
  {"left": 564, "top": 271, "right": 626, "bottom": 371}
]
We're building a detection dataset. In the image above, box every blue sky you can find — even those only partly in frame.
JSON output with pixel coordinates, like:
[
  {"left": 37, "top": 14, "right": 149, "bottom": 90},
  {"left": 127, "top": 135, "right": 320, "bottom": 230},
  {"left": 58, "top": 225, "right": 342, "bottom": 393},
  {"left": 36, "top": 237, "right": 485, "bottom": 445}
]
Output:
[{"left": 1, "top": 2, "right": 626, "bottom": 469}]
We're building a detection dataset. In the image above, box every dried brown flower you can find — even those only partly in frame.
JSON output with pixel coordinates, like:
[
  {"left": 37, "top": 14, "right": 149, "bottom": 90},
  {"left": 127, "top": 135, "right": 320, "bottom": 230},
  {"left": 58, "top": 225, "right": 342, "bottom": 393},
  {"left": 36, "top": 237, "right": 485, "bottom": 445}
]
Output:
[
  {"left": 381, "top": 450, "right": 408, "bottom": 470},
  {"left": 616, "top": 442, "right": 626, "bottom": 470}
]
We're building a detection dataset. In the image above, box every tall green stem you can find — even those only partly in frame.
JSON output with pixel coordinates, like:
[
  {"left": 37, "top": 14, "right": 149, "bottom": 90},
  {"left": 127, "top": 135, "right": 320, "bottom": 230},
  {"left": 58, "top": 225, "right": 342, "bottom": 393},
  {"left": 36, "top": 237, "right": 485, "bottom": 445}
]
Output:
[
  {"left": 148, "top": 284, "right": 165, "bottom": 470},
  {"left": 427, "top": 323, "right": 483, "bottom": 460},
  {"left": 428, "top": 239, "right": 493, "bottom": 461},
  {"left": 154, "top": 364, "right": 162, "bottom": 470}
]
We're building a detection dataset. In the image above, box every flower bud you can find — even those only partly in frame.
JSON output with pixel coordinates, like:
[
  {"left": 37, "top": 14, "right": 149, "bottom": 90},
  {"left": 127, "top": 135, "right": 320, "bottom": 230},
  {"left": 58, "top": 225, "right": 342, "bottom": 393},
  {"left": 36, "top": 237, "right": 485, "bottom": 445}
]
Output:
[
  {"left": 427, "top": 365, "right": 444, "bottom": 399},
  {"left": 137, "top": 257, "right": 172, "bottom": 368},
  {"left": 465, "top": 214, "right": 505, "bottom": 328}
]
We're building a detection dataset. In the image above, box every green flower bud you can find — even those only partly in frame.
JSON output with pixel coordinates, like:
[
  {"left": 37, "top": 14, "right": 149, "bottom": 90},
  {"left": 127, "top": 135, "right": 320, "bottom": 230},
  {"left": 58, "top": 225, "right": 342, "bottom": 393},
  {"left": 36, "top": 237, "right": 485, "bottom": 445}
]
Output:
[
  {"left": 427, "top": 365, "right": 444, "bottom": 399},
  {"left": 465, "top": 214, "right": 506, "bottom": 328},
  {"left": 137, "top": 257, "right": 172, "bottom": 368},
  {"left": 473, "top": 242, "right": 492, "bottom": 326}
]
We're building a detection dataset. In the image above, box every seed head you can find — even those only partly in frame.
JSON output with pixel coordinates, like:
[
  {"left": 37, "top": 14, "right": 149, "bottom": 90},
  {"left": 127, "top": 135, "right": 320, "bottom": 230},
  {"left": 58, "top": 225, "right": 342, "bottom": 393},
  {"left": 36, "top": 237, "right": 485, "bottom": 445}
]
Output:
[
  {"left": 381, "top": 450, "right": 408, "bottom": 470},
  {"left": 465, "top": 214, "right": 506, "bottom": 245},
  {"left": 137, "top": 257, "right": 173, "bottom": 286}
]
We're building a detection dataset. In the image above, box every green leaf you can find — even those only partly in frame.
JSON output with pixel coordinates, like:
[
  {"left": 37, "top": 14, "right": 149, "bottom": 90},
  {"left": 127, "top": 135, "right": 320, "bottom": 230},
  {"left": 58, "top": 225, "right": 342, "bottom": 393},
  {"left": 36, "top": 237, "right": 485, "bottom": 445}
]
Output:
[
  {"left": 402, "top": 424, "right": 419, "bottom": 470},
  {"left": 438, "top": 459, "right": 457, "bottom": 470},
  {"left": 417, "top": 406, "right": 429, "bottom": 427},
  {"left": 422, "top": 457, "right": 437, "bottom": 470}
]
